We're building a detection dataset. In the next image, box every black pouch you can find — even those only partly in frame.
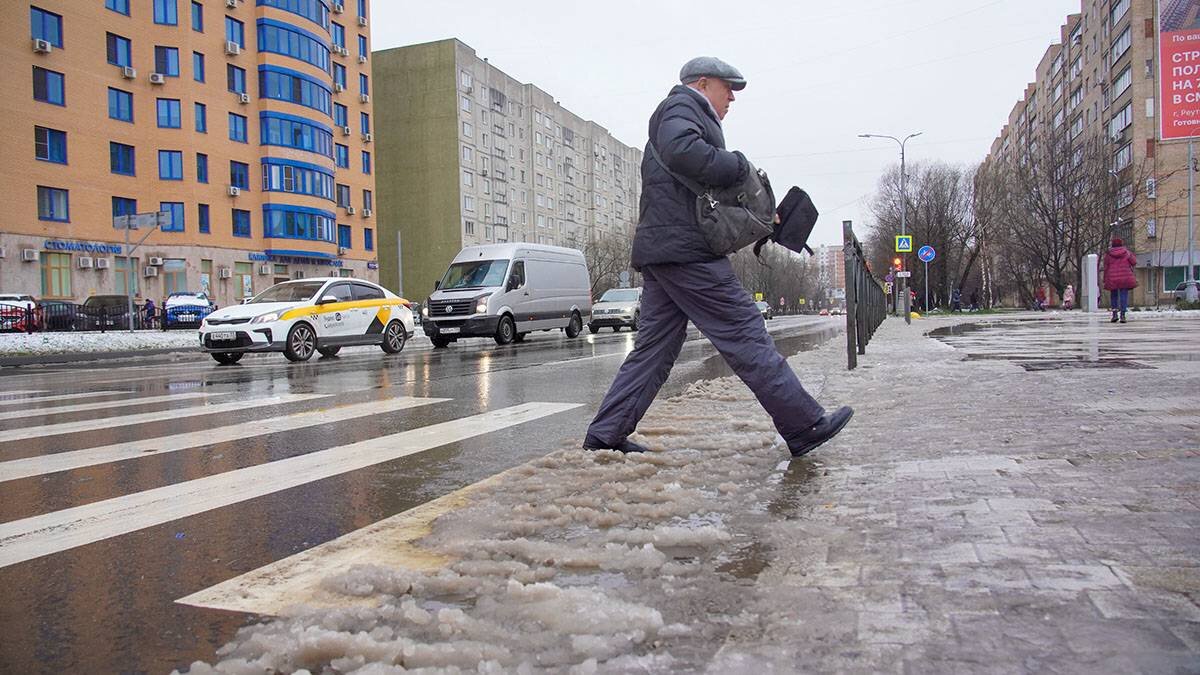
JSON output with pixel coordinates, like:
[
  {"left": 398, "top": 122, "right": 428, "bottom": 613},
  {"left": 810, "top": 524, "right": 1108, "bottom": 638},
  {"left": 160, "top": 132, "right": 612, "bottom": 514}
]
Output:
[{"left": 754, "top": 186, "right": 819, "bottom": 257}]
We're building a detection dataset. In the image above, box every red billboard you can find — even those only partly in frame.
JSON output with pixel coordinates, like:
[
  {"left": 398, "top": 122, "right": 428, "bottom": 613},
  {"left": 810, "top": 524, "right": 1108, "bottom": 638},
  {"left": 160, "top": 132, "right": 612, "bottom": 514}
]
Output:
[{"left": 1160, "top": 1, "right": 1200, "bottom": 140}]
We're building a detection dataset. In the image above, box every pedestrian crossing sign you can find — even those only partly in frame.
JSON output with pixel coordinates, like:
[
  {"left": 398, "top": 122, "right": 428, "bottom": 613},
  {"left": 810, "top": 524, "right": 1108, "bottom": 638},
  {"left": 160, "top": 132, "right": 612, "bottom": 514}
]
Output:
[{"left": 895, "top": 235, "right": 913, "bottom": 253}]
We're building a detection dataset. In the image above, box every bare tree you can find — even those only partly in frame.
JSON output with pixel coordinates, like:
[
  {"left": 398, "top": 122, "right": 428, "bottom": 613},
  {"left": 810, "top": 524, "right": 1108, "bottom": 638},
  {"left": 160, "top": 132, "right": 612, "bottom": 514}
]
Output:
[{"left": 583, "top": 232, "right": 639, "bottom": 297}]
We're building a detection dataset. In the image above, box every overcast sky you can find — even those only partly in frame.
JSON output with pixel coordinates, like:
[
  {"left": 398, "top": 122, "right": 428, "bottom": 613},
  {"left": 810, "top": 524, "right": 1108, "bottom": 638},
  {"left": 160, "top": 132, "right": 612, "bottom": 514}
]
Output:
[{"left": 372, "top": 0, "right": 1081, "bottom": 248}]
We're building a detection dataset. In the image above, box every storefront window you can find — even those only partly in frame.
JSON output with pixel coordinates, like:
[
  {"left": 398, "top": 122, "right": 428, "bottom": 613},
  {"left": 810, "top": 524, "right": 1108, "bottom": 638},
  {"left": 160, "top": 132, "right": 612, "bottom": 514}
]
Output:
[
  {"left": 115, "top": 256, "right": 140, "bottom": 296},
  {"left": 40, "top": 252, "right": 72, "bottom": 298},
  {"left": 163, "top": 258, "right": 187, "bottom": 294},
  {"left": 234, "top": 261, "right": 253, "bottom": 300}
]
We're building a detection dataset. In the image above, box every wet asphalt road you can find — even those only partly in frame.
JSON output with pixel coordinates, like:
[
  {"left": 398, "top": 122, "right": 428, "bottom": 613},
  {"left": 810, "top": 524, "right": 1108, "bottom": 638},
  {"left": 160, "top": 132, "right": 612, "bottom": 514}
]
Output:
[{"left": 0, "top": 315, "right": 839, "bottom": 674}]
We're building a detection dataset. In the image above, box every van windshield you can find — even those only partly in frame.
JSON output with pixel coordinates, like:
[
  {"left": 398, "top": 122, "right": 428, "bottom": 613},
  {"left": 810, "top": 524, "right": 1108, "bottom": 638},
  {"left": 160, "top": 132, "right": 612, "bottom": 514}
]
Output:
[
  {"left": 599, "top": 289, "right": 640, "bottom": 303},
  {"left": 440, "top": 260, "right": 510, "bottom": 290}
]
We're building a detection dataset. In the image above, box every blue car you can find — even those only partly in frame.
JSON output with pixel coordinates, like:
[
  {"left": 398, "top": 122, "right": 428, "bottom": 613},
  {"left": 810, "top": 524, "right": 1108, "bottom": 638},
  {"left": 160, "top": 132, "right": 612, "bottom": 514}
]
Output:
[{"left": 163, "top": 292, "right": 214, "bottom": 329}]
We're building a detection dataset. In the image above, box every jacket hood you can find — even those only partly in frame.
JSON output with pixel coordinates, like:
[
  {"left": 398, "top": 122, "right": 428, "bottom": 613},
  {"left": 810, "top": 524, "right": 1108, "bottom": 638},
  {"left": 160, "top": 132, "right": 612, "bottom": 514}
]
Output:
[{"left": 1106, "top": 246, "right": 1130, "bottom": 258}]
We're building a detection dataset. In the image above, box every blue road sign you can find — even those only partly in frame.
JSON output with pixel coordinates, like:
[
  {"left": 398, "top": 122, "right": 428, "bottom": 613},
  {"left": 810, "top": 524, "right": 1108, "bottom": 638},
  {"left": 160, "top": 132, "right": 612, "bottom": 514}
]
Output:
[{"left": 918, "top": 245, "right": 936, "bottom": 263}]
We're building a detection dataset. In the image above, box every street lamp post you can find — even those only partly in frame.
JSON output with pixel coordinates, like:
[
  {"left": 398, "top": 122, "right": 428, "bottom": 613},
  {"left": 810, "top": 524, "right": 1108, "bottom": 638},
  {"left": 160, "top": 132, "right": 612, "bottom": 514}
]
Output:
[{"left": 860, "top": 132, "right": 922, "bottom": 324}]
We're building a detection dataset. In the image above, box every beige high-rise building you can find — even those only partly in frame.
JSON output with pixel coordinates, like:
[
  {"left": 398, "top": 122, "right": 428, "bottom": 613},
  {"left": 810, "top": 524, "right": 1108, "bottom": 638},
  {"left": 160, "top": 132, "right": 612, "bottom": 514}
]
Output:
[
  {"left": 1, "top": 0, "right": 378, "bottom": 307},
  {"left": 373, "top": 39, "right": 641, "bottom": 302},
  {"left": 987, "top": 0, "right": 1198, "bottom": 305}
]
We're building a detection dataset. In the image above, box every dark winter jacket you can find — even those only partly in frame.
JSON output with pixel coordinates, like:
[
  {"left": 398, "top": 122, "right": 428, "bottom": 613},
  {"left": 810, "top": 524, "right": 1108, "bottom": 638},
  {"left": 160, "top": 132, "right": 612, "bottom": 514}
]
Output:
[
  {"left": 1102, "top": 245, "right": 1138, "bottom": 291},
  {"left": 630, "top": 85, "right": 747, "bottom": 270}
]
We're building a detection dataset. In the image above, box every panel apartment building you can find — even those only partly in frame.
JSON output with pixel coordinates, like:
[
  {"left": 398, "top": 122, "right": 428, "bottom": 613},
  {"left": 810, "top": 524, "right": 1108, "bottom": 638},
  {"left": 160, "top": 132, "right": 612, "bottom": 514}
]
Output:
[
  {"left": 987, "top": 0, "right": 1198, "bottom": 306},
  {"left": 373, "top": 39, "right": 641, "bottom": 302},
  {"left": 0, "top": 0, "right": 377, "bottom": 308}
]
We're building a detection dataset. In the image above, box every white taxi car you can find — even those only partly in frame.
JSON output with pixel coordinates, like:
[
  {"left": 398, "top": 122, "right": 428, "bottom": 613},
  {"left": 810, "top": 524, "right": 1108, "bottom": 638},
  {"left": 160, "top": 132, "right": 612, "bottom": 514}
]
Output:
[{"left": 199, "top": 277, "right": 414, "bottom": 364}]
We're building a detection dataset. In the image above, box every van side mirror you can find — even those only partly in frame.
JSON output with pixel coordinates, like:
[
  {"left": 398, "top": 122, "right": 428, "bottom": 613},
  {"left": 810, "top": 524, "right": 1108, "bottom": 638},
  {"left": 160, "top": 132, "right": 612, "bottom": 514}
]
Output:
[{"left": 434, "top": 280, "right": 441, "bottom": 290}]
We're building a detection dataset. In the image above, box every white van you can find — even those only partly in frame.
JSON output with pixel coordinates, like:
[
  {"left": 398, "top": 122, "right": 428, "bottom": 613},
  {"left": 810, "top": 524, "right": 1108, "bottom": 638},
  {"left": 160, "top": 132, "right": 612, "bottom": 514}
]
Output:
[{"left": 422, "top": 243, "right": 592, "bottom": 347}]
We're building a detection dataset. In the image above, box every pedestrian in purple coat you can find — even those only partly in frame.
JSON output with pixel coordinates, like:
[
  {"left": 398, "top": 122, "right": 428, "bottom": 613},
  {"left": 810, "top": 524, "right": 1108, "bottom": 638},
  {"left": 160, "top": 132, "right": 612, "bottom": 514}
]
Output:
[{"left": 1102, "top": 237, "right": 1138, "bottom": 324}]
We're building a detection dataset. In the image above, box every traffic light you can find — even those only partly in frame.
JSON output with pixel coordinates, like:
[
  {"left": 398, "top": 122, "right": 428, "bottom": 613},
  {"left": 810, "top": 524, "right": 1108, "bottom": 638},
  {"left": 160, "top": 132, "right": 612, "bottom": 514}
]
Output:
[{"left": 893, "top": 257, "right": 903, "bottom": 272}]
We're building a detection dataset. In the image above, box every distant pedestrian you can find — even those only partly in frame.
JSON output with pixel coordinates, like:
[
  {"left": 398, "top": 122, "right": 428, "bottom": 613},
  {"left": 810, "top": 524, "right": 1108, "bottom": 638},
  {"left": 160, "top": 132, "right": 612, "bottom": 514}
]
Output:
[
  {"left": 583, "top": 56, "right": 853, "bottom": 458},
  {"left": 1102, "top": 237, "right": 1137, "bottom": 323},
  {"left": 1035, "top": 286, "right": 1047, "bottom": 311},
  {"left": 969, "top": 289, "right": 979, "bottom": 311},
  {"left": 951, "top": 288, "right": 962, "bottom": 313},
  {"left": 1062, "top": 284, "right": 1075, "bottom": 310},
  {"left": 143, "top": 299, "right": 156, "bottom": 329}
]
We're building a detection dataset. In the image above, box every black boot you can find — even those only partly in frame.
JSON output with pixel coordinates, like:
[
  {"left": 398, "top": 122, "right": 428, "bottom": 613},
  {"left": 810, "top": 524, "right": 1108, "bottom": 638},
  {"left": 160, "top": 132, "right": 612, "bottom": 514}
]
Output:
[
  {"left": 1110, "top": 311, "right": 1119, "bottom": 323},
  {"left": 787, "top": 406, "right": 854, "bottom": 458},
  {"left": 1119, "top": 311, "right": 1127, "bottom": 324}
]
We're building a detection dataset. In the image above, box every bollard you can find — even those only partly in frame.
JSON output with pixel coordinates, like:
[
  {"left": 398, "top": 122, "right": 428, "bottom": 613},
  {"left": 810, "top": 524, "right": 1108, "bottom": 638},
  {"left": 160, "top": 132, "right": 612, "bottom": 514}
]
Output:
[{"left": 1082, "top": 254, "right": 1099, "bottom": 313}]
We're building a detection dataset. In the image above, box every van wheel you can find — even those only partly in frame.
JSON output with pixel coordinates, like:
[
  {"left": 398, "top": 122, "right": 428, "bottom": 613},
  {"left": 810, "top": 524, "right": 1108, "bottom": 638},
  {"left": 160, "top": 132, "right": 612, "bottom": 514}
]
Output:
[
  {"left": 211, "top": 352, "right": 243, "bottom": 365},
  {"left": 587, "top": 323, "right": 598, "bottom": 334},
  {"left": 283, "top": 323, "right": 316, "bottom": 362},
  {"left": 565, "top": 311, "right": 582, "bottom": 338},
  {"left": 431, "top": 336, "right": 452, "bottom": 348},
  {"left": 513, "top": 332, "right": 527, "bottom": 343},
  {"left": 317, "top": 346, "right": 341, "bottom": 358},
  {"left": 494, "top": 315, "right": 516, "bottom": 345},
  {"left": 381, "top": 320, "right": 406, "bottom": 353}
]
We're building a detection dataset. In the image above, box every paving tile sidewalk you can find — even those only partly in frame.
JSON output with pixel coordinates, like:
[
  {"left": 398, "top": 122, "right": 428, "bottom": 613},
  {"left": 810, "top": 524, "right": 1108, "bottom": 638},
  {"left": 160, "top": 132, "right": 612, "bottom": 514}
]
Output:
[{"left": 715, "top": 313, "right": 1200, "bottom": 673}]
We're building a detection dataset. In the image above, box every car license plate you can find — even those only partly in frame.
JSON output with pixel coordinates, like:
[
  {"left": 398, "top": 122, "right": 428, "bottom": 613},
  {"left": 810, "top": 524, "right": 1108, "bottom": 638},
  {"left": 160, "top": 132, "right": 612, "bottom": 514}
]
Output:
[
  {"left": 180, "top": 314, "right": 195, "bottom": 321},
  {"left": 440, "top": 327, "right": 460, "bottom": 335},
  {"left": 211, "top": 331, "right": 236, "bottom": 341}
]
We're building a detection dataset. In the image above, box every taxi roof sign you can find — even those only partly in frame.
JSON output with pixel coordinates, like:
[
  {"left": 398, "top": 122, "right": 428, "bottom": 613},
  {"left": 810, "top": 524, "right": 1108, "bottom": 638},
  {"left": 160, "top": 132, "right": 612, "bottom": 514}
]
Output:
[{"left": 895, "top": 235, "right": 913, "bottom": 253}]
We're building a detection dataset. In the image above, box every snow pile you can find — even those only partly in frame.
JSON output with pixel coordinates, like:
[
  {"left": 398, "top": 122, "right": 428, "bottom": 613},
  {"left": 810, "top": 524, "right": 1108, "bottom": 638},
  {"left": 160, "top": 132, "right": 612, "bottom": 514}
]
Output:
[
  {"left": 181, "top": 367, "right": 828, "bottom": 673},
  {"left": 0, "top": 330, "right": 199, "bottom": 356}
]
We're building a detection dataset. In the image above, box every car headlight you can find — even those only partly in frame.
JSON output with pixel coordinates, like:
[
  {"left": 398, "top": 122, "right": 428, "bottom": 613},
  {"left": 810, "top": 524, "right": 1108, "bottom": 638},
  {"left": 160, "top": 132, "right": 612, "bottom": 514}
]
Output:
[
  {"left": 250, "top": 312, "right": 280, "bottom": 324},
  {"left": 421, "top": 304, "right": 428, "bottom": 318},
  {"left": 474, "top": 293, "right": 492, "bottom": 314}
]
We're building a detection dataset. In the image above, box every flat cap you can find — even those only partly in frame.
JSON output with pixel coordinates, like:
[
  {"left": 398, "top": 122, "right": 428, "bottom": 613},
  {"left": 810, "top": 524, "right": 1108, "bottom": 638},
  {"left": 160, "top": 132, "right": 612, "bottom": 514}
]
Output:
[{"left": 679, "top": 56, "right": 746, "bottom": 91}]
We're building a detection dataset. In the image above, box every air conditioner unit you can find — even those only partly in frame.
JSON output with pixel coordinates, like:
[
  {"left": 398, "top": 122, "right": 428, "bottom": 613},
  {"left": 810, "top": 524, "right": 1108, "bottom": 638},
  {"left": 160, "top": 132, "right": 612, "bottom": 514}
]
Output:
[
  {"left": 337, "top": 246, "right": 347, "bottom": 256},
  {"left": 219, "top": 267, "right": 233, "bottom": 279},
  {"left": 334, "top": 83, "right": 345, "bottom": 93},
  {"left": 225, "top": 41, "right": 241, "bottom": 56},
  {"left": 144, "top": 266, "right": 159, "bottom": 278},
  {"left": 77, "top": 257, "right": 94, "bottom": 269},
  {"left": 362, "top": 132, "right": 373, "bottom": 143},
  {"left": 358, "top": 16, "right": 367, "bottom": 27},
  {"left": 481, "top": 169, "right": 489, "bottom": 176},
  {"left": 122, "top": 66, "right": 137, "bottom": 79},
  {"left": 22, "top": 249, "right": 38, "bottom": 262},
  {"left": 333, "top": 2, "right": 345, "bottom": 13},
  {"left": 346, "top": 206, "right": 355, "bottom": 215},
  {"left": 358, "top": 55, "right": 367, "bottom": 64},
  {"left": 342, "top": 126, "right": 352, "bottom": 136},
  {"left": 148, "top": 256, "right": 164, "bottom": 266},
  {"left": 95, "top": 257, "right": 111, "bottom": 269},
  {"left": 32, "top": 39, "right": 52, "bottom": 54},
  {"left": 149, "top": 72, "right": 166, "bottom": 85},
  {"left": 228, "top": 185, "right": 241, "bottom": 197},
  {"left": 258, "top": 264, "right": 271, "bottom": 275},
  {"left": 226, "top": 0, "right": 238, "bottom": 7},
  {"left": 360, "top": 94, "right": 371, "bottom": 104},
  {"left": 362, "top": 208, "right": 372, "bottom": 217},
  {"left": 239, "top": 92, "right": 251, "bottom": 104},
  {"left": 337, "top": 46, "right": 350, "bottom": 57}
]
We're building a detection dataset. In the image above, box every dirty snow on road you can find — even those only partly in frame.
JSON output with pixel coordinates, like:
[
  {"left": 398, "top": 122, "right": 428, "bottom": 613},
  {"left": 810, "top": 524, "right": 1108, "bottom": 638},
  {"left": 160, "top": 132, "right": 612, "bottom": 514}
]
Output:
[
  {"left": 0, "top": 330, "right": 200, "bottom": 356},
  {"left": 181, "top": 364, "right": 832, "bottom": 674}
]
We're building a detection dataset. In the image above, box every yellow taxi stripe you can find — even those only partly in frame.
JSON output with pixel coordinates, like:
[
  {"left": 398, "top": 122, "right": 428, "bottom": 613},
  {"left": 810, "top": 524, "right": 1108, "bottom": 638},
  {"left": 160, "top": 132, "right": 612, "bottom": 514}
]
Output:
[{"left": 279, "top": 298, "right": 409, "bottom": 322}]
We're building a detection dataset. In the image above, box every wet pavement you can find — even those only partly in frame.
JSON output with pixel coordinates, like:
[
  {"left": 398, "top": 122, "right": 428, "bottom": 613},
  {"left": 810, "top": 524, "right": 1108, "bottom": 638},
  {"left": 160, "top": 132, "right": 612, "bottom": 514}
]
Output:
[{"left": 0, "top": 315, "right": 836, "bottom": 674}]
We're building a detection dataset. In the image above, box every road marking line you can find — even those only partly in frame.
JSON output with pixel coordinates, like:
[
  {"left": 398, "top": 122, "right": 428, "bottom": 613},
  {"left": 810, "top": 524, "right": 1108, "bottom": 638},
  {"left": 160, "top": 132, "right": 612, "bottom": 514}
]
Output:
[
  {"left": 177, "top": 469, "right": 516, "bottom": 615},
  {"left": 0, "top": 390, "right": 130, "bottom": 407},
  {"left": 0, "top": 394, "right": 326, "bottom": 444},
  {"left": 0, "top": 396, "right": 447, "bottom": 483},
  {"left": 0, "top": 401, "right": 579, "bottom": 569},
  {"left": 0, "top": 390, "right": 47, "bottom": 400},
  {"left": 0, "top": 392, "right": 213, "bottom": 421}
]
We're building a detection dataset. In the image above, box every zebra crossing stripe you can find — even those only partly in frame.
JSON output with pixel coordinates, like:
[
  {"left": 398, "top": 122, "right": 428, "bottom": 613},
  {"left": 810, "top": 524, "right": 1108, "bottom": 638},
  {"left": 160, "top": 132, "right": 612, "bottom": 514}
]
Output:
[
  {"left": 0, "top": 396, "right": 447, "bottom": 483},
  {"left": 0, "top": 391, "right": 47, "bottom": 400},
  {"left": 0, "top": 394, "right": 327, "bottom": 444},
  {"left": 0, "top": 392, "right": 213, "bottom": 422},
  {"left": 0, "top": 390, "right": 130, "bottom": 408},
  {"left": 0, "top": 401, "right": 580, "bottom": 569}
]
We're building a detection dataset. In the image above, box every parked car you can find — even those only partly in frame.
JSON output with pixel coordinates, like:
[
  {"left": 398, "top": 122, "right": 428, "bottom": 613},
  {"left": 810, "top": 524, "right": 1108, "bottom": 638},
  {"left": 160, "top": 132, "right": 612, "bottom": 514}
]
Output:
[
  {"left": 77, "top": 295, "right": 134, "bottom": 331},
  {"left": 1173, "top": 280, "right": 1200, "bottom": 302},
  {"left": 199, "top": 277, "right": 414, "bottom": 364},
  {"left": 754, "top": 300, "right": 774, "bottom": 321},
  {"left": 37, "top": 300, "right": 81, "bottom": 331},
  {"left": 589, "top": 287, "right": 642, "bottom": 333},
  {"left": 422, "top": 243, "right": 591, "bottom": 348},
  {"left": 163, "top": 292, "right": 215, "bottom": 329},
  {"left": 0, "top": 294, "right": 38, "bottom": 332}
]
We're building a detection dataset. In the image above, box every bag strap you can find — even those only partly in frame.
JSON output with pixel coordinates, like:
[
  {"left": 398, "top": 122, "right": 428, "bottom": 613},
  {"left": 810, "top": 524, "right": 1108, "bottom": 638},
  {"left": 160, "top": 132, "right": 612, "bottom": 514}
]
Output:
[{"left": 646, "top": 139, "right": 709, "bottom": 197}]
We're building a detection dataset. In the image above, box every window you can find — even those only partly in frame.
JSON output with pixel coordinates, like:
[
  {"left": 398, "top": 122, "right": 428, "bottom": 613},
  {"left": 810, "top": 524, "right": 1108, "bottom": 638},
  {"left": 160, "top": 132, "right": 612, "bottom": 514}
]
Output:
[
  {"left": 106, "top": 33, "right": 132, "bottom": 66},
  {"left": 196, "top": 153, "right": 208, "bottom": 183},
  {"left": 32, "top": 67, "right": 64, "bottom": 105},
  {"left": 338, "top": 224, "right": 351, "bottom": 248},
  {"left": 191, "top": 1, "right": 203, "bottom": 31},
  {"left": 1110, "top": 101, "right": 1133, "bottom": 137},
  {"left": 462, "top": 121, "right": 473, "bottom": 138},
  {"left": 37, "top": 186, "right": 69, "bottom": 222},
  {"left": 361, "top": 150, "right": 371, "bottom": 174},
  {"left": 335, "top": 143, "right": 349, "bottom": 168},
  {"left": 30, "top": 7, "right": 63, "bottom": 48},
  {"left": 110, "top": 142, "right": 135, "bottom": 175},
  {"left": 195, "top": 102, "right": 208, "bottom": 133},
  {"left": 157, "top": 99, "right": 181, "bottom": 128},
  {"left": 230, "top": 161, "right": 250, "bottom": 190},
  {"left": 155, "top": 46, "right": 180, "bottom": 76},
  {"left": 358, "top": 35, "right": 368, "bottom": 58},
  {"left": 259, "top": 112, "right": 334, "bottom": 157},
  {"left": 334, "top": 103, "right": 348, "bottom": 128},
  {"left": 362, "top": 189, "right": 373, "bottom": 211},
  {"left": 108, "top": 88, "right": 133, "bottom": 122},
  {"left": 461, "top": 95, "right": 471, "bottom": 112},
  {"left": 160, "top": 202, "right": 184, "bottom": 232},
  {"left": 359, "top": 73, "right": 369, "bottom": 95},
  {"left": 229, "top": 113, "right": 247, "bottom": 142},
  {"left": 358, "top": 0, "right": 367, "bottom": 20},
  {"left": 258, "top": 0, "right": 330, "bottom": 31},
  {"left": 364, "top": 227, "right": 373, "bottom": 251},
  {"left": 1114, "top": 143, "right": 1133, "bottom": 172},
  {"left": 225, "top": 16, "right": 244, "bottom": 47},
  {"left": 464, "top": 195, "right": 475, "bottom": 212},
  {"left": 41, "top": 252, "right": 72, "bottom": 299},
  {"left": 193, "top": 52, "right": 205, "bottom": 82},
  {"left": 331, "top": 22, "right": 345, "bottom": 48},
  {"left": 199, "top": 203, "right": 210, "bottom": 233},
  {"left": 333, "top": 63, "right": 347, "bottom": 89},
  {"left": 1111, "top": 26, "right": 1132, "bottom": 64},
  {"left": 35, "top": 127, "right": 67, "bottom": 164},
  {"left": 154, "top": 0, "right": 178, "bottom": 25},
  {"left": 360, "top": 112, "right": 370, "bottom": 134},
  {"left": 462, "top": 146, "right": 473, "bottom": 163},
  {"left": 227, "top": 64, "right": 246, "bottom": 93},
  {"left": 233, "top": 209, "right": 251, "bottom": 237},
  {"left": 464, "top": 220, "right": 475, "bottom": 235},
  {"left": 257, "top": 18, "right": 331, "bottom": 71},
  {"left": 1114, "top": 65, "right": 1133, "bottom": 98},
  {"left": 258, "top": 65, "right": 332, "bottom": 115},
  {"left": 336, "top": 183, "right": 351, "bottom": 207},
  {"left": 1111, "top": 0, "right": 1130, "bottom": 26},
  {"left": 463, "top": 170, "right": 474, "bottom": 187},
  {"left": 159, "top": 150, "right": 183, "bottom": 180},
  {"left": 107, "top": 0, "right": 131, "bottom": 16},
  {"left": 263, "top": 205, "right": 335, "bottom": 242}
]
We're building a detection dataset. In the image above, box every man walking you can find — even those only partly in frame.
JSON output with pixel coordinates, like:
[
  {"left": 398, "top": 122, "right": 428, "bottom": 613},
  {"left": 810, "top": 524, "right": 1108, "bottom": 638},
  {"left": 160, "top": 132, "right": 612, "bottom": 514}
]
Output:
[{"left": 583, "top": 57, "right": 853, "bottom": 457}]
